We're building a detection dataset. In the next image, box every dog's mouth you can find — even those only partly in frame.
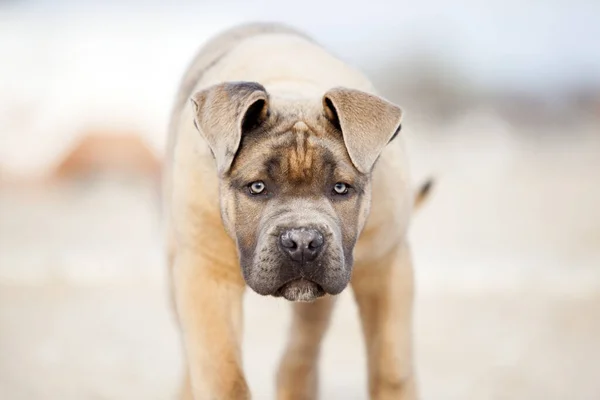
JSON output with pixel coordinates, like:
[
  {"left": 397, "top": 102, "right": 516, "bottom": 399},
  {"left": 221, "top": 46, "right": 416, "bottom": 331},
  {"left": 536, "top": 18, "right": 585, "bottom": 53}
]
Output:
[{"left": 273, "top": 278, "right": 325, "bottom": 302}]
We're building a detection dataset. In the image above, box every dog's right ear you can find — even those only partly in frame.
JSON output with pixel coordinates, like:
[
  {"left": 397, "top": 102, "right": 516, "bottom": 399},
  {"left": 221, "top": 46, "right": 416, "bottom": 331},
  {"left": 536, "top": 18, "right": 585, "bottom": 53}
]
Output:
[{"left": 190, "top": 82, "right": 269, "bottom": 175}]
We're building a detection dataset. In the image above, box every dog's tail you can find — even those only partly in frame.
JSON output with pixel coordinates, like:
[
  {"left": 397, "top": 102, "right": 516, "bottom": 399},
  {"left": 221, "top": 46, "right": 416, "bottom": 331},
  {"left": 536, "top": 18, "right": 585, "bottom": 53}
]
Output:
[{"left": 413, "top": 178, "right": 434, "bottom": 211}]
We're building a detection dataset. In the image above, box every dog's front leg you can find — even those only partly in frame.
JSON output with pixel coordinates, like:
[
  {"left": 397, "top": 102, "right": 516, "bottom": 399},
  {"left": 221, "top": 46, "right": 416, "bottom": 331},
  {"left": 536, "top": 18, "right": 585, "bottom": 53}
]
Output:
[
  {"left": 172, "top": 249, "right": 249, "bottom": 400},
  {"left": 351, "top": 241, "right": 418, "bottom": 400},
  {"left": 276, "top": 295, "right": 336, "bottom": 400}
]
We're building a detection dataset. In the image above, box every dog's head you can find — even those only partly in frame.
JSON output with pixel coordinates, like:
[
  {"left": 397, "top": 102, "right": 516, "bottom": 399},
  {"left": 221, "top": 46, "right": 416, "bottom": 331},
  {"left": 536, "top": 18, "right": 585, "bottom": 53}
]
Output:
[{"left": 190, "top": 81, "right": 402, "bottom": 301}]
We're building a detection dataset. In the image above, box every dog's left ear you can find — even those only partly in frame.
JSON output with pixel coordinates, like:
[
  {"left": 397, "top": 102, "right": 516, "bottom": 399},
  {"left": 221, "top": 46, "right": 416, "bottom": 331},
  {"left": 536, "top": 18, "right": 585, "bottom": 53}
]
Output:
[{"left": 323, "top": 88, "right": 402, "bottom": 174}]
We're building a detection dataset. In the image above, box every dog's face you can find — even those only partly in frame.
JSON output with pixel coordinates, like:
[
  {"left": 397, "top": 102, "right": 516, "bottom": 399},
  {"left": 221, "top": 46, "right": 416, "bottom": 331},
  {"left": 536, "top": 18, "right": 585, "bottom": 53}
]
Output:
[
  {"left": 191, "top": 82, "right": 402, "bottom": 301},
  {"left": 223, "top": 119, "right": 370, "bottom": 301}
]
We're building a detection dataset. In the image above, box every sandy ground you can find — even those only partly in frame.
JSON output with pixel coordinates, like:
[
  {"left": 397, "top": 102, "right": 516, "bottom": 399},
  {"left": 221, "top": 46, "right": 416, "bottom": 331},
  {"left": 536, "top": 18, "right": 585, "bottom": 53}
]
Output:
[{"left": 1, "top": 114, "right": 600, "bottom": 399}]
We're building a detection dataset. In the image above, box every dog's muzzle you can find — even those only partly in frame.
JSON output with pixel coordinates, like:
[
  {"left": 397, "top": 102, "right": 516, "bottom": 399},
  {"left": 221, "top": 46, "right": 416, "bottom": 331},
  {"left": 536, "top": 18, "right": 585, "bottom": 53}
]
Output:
[{"left": 272, "top": 227, "right": 327, "bottom": 301}]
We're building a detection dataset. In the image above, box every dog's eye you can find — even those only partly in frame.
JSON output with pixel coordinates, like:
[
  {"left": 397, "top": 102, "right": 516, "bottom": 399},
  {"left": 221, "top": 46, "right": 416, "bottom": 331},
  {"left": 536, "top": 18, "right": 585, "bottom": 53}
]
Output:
[
  {"left": 248, "top": 181, "right": 266, "bottom": 195},
  {"left": 333, "top": 182, "right": 349, "bottom": 195}
]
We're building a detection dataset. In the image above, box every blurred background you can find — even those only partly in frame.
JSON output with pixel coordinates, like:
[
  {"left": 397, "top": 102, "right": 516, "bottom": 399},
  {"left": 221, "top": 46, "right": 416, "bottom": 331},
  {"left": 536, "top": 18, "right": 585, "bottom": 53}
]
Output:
[{"left": 1, "top": 0, "right": 599, "bottom": 399}]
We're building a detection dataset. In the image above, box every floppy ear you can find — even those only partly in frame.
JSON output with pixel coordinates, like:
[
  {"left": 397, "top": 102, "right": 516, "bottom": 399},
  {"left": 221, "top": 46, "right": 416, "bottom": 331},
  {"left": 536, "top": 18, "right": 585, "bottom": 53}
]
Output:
[
  {"left": 190, "top": 81, "right": 269, "bottom": 175},
  {"left": 322, "top": 87, "right": 402, "bottom": 174}
]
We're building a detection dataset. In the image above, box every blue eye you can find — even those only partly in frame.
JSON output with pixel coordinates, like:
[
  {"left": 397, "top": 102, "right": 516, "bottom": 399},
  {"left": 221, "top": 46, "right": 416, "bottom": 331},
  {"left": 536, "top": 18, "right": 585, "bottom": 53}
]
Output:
[
  {"left": 333, "top": 182, "right": 349, "bottom": 195},
  {"left": 249, "top": 181, "right": 266, "bottom": 195}
]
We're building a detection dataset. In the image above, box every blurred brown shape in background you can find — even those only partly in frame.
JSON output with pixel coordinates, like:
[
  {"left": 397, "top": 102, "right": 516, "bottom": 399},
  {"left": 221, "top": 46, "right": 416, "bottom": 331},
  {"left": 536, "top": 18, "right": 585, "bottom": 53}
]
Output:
[{"left": 52, "top": 132, "right": 161, "bottom": 181}]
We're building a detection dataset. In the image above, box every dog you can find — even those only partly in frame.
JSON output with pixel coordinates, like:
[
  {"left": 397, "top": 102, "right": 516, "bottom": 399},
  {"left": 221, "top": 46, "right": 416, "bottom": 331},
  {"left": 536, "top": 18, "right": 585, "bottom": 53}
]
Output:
[{"left": 163, "top": 22, "right": 429, "bottom": 400}]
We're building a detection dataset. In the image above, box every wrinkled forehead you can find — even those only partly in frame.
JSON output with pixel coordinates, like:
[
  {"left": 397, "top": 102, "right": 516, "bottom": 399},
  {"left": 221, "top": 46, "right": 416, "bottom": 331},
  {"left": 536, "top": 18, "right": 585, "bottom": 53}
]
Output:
[{"left": 229, "top": 113, "right": 360, "bottom": 187}]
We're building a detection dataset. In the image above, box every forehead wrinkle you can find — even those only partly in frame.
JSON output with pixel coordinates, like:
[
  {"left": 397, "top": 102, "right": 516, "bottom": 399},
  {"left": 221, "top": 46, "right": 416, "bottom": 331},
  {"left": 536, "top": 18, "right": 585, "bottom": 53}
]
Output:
[
  {"left": 287, "top": 131, "right": 315, "bottom": 182},
  {"left": 229, "top": 115, "right": 361, "bottom": 188},
  {"left": 270, "top": 131, "right": 352, "bottom": 185}
]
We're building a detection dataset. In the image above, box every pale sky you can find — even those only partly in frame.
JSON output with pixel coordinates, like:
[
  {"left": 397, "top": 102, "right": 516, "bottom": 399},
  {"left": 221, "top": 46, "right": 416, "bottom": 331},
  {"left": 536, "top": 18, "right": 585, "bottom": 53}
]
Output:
[{"left": 3, "top": 0, "right": 600, "bottom": 93}]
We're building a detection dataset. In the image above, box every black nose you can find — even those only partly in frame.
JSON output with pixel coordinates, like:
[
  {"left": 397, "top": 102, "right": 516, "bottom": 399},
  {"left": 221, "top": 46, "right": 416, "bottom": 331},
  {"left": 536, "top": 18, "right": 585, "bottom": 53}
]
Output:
[{"left": 279, "top": 228, "right": 325, "bottom": 263}]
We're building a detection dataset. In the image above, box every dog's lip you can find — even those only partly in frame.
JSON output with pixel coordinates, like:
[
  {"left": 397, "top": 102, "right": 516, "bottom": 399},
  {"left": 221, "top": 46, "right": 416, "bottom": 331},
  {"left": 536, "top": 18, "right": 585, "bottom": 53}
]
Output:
[
  {"left": 273, "top": 278, "right": 325, "bottom": 302},
  {"left": 274, "top": 273, "right": 319, "bottom": 291},
  {"left": 273, "top": 277, "right": 319, "bottom": 296}
]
